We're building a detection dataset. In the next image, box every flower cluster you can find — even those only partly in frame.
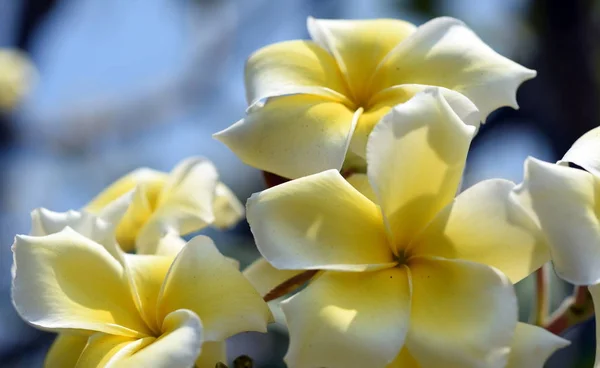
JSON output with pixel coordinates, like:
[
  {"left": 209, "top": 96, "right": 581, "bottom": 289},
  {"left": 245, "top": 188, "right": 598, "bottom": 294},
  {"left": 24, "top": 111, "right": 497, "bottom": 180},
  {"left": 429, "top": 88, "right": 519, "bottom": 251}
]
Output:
[{"left": 10, "top": 14, "right": 600, "bottom": 368}]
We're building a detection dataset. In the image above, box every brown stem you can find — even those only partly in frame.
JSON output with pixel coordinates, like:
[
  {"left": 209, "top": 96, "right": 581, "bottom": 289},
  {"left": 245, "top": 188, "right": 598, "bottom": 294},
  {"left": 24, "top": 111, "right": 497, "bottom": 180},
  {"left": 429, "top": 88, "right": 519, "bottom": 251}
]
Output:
[
  {"left": 545, "top": 285, "right": 594, "bottom": 335},
  {"left": 263, "top": 270, "right": 319, "bottom": 302}
]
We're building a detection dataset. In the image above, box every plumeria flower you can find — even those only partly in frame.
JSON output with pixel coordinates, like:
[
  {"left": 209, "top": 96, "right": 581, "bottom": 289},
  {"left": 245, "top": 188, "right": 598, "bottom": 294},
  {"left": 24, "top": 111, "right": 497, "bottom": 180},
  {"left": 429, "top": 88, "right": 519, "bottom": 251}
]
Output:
[
  {"left": 85, "top": 157, "right": 244, "bottom": 255},
  {"left": 12, "top": 208, "right": 272, "bottom": 367},
  {"left": 246, "top": 88, "right": 555, "bottom": 368},
  {"left": 215, "top": 16, "right": 536, "bottom": 179},
  {"left": 0, "top": 48, "right": 36, "bottom": 110},
  {"left": 511, "top": 126, "right": 600, "bottom": 366}
]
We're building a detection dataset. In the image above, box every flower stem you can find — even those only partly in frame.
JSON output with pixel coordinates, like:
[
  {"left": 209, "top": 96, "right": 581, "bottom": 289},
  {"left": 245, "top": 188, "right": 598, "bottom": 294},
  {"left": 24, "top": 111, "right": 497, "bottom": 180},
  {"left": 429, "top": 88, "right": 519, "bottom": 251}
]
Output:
[
  {"left": 534, "top": 263, "right": 550, "bottom": 326},
  {"left": 545, "top": 285, "right": 594, "bottom": 335}
]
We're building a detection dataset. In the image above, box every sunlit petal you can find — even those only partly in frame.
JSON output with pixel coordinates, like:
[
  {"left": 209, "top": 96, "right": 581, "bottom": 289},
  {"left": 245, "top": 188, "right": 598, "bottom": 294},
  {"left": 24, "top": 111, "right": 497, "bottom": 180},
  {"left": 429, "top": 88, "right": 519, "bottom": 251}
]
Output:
[
  {"left": 245, "top": 40, "right": 350, "bottom": 106},
  {"left": 512, "top": 157, "right": 600, "bottom": 285},
  {"left": 282, "top": 268, "right": 411, "bottom": 368},
  {"left": 12, "top": 228, "right": 150, "bottom": 337},
  {"left": 367, "top": 88, "right": 475, "bottom": 251},
  {"left": 307, "top": 17, "right": 415, "bottom": 104},
  {"left": 45, "top": 333, "right": 88, "bottom": 368},
  {"left": 137, "top": 158, "right": 219, "bottom": 254},
  {"left": 410, "top": 179, "right": 548, "bottom": 283},
  {"left": 371, "top": 17, "right": 536, "bottom": 119},
  {"left": 247, "top": 170, "right": 394, "bottom": 271},
  {"left": 215, "top": 95, "right": 358, "bottom": 179},
  {"left": 559, "top": 126, "right": 600, "bottom": 177},
  {"left": 157, "top": 236, "right": 271, "bottom": 342},
  {"left": 505, "top": 322, "right": 569, "bottom": 368},
  {"left": 406, "top": 256, "right": 516, "bottom": 368}
]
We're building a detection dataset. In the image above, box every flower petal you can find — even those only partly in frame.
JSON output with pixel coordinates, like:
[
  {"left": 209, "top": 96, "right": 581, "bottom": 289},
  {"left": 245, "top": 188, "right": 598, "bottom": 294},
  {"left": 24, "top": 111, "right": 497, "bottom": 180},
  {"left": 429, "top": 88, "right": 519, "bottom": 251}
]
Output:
[
  {"left": 511, "top": 157, "right": 600, "bottom": 285},
  {"left": 366, "top": 88, "right": 475, "bottom": 251},
  {"left": 387, "top": 346, "right": 419, "bottom": 368},
  {"left": 405, "top": 256, "right": 517, "bottom": 368},
  {"left": 124, "top": 253, "right": 174, "bottom": 334},
  {"left": 212, "top": 182, "right": 245, "bottom": 229},
  {"left": 137, "top": 157, "right": 219, "bottom": 254},
  {"left": 370, "top": 17, "right": 536, "bottom": 119},
  {"left": 245, "top": 40, "right": 350, "bottom": 106},
  {"left": 215, "top": 95, "right": 358, "bottom": 179},
  {"left": 282, "top": 267, "right": 411, "bottom": 368},
  {"left": 307, "top": 17, "right": 415, "bottom": 104},
  {"left": 243, "top": 257, "right": 304, "bottom": 297},
  {"left": 559, "top": 126, "right": 600, "bottom": 177},
  {"left": 45, "top": 333, "right": 89, "bottom": 367},
  {"left": 157, "top": 236, "right": 271, "bottom": 342},
  {"left": 505, "top": 322, "right": 569, "bottom": 368},
  {"left": 76, "top": 310, "right": 203, "bottom": 368},
  {"left": 410, "top": 179, "right": 549, "bottom": 283},
  {"left": 247, "top": 170, "right": 394, "bottom": 271},
  {"left": 12, "top": 228, "right": 151, "bottom": 337},
  {"left": 30, "top": 208, "right": 124, "bottom": 263},
  {"left": 352, "top": 84, "right": 480, "bottom": 158},
  {"left": 345, "top": 173, "right": 378, "bottom": 203}
]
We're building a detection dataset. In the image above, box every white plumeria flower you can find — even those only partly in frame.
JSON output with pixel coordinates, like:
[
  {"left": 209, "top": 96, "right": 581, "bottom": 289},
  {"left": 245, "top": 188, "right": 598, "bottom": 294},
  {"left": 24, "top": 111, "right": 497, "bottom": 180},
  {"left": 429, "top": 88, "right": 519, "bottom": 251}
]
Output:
[{"left": 12, "top": 209, "right": 271, "bottom": 367}]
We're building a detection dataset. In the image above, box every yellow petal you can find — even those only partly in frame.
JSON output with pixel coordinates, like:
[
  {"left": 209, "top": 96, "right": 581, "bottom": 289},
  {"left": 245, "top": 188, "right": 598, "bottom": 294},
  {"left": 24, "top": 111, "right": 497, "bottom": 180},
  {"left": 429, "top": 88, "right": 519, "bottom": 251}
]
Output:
[
  {"left": 195, "top": 341, "right": 227, "bottom": 368},
  {"left": 410, "top": 179, "right": 549, "bottom": 283},
  {"left": 0, "top": 49, "right": 36, "bottom": 110},
  {"left": 406, "top": 256, "right": 517, "bottom": 368},
  {"left": 366, "top": 88, "right": 475, "bottom": 251},
  {"left": 505, "top": 322, "right": 569, "bottom": 368},
  {"left": 512, "top": 157, "right": 600, "bottom": 285},
  {"left": 282, "top": 267, "right": 411, "bottom": 368},
  {"left": 387, "top": 346, "right": 420, "bottom": 368},
  {"left": 12, "top": 228, "right": 151, "bottom": 337},
  {"left": 345, "top": 173, "right": 377, "bottom": 202},
  {"left": 351, "top": 84, "right": 481, "bottom": 158},
  {"left": 45, "top": 333, "right": 88, "bottom": 368},
  {"left": 85, "top": 168, "right": 167, "bottom": 214},
  {"left": 212, "top": 182, "right": 245, "bottom": 229},
  {"left": 215, "top": 95, "right": 359, "bottom": 179},
  {"left": 243, "top": 257, "right": 304, "bottom": 297},
  {"left": 124, "top": 253, "right": 174, "bottom": 334},
  {"left": 244, "top": 40, "right": 350, "bottom": 106},
  {"left": 157, "top": 236, "right": 271, "bottom": 341},
  {"left": 559, "top": 125, "right": 600, "bottom": 177},
  {"left": 136, "top": 158, "right": 219, "bottom": 254},
  {"left": 307, "top": 17, "right": 416, "bottom": 105},
  {"left": 76, "top": 310, "right": 203, "bottom": 368},
  {"left": 370, "top": 17, "right": 536, "bottom": 119},
  {"left": 75, "top": 334, "right": 149, "bottom": 367},
  {"left": 29, "top": 208, "right": 124, "bottom": 262},
  {"left": 247, "top": 170, "right": 394, "bottom": 271}
]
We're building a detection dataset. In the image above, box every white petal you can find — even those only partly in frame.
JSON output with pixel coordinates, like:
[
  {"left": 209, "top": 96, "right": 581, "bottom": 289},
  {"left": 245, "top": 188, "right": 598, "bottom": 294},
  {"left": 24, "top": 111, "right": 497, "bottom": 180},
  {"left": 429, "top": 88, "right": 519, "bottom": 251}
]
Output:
[
  {"left": 367, "top": 88, "right": 475, "bottom": 251},
  {"left": 512, "top": 157, "right": 600, "bottom": 285},
  {"left": 505, "top": 322, "right": 569, "bottom": 368},
  {"left": 559, "top": 126, "right": 600, "bottom": 177}
]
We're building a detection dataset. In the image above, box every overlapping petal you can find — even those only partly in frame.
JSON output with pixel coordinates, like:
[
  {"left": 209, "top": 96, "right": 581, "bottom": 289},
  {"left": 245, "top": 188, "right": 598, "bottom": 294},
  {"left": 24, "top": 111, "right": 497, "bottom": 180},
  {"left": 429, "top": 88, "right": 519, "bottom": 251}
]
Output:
[
  {"left": 307, "top": 17, "right": 415, "bottom": 104},
  {"left": 244, "top": 40, "right": 350, "bottom": 106},
  {"left": 351, "top": 84, "right": 480, "bottom": 157},
  {"left": 215, "top": 95, "right": 359, "bottom": 179},
  {"left": 559, "top": 125, "right": 600, "bottom": 177},
  {"left": 405, "top": 257, "right": 517, "bottom": 368},
  {"left": 247, "top": 170, "right": 394, "bottom": 271},
  {"left": 156, "top": 236, "right": 271, "bottom": 342},
  {"left": 366, "top": 88, "right": 475, "bottom": 250},
  {"left": 410, "top": 179, "right": 548, "bottom": 283},
  {"left": 370, "top": 17, "right": 536, "bottom": 119},
  {"left": 243, "top": 257, "right": 304, "bottom": 297},
  {"left": 282, "top": 268, "right": 411, "bottom": 368},
  {"left": 505, "top": 323, "right": 569, "bottom": 368},
  {"left": 45, "top": 333, "right": 89, "bottom": 367},
  {"left": 212, "top": 182, "right": 245, "bottom": 229},
  {"left": 512, "top": 157, "right": 600, "bottom": 285},
  {"left": 136, "top": 158, "right": 219, "bottom": 254},
  {"left": 12, "top": 228, "right": 151, "bottom": 337}
]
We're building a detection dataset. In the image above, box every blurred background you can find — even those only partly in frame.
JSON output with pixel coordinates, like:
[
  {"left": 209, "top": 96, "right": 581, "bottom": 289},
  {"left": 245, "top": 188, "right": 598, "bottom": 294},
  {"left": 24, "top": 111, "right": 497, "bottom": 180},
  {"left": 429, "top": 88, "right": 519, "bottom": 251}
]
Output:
[{"left": 0, "top": 0, "right": 598, "bottom": 366}]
